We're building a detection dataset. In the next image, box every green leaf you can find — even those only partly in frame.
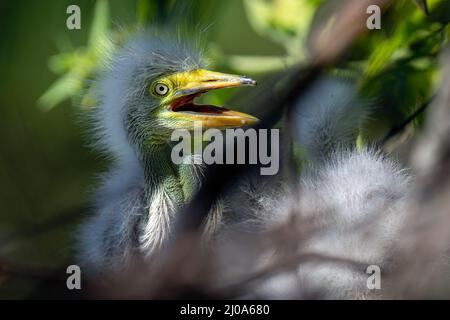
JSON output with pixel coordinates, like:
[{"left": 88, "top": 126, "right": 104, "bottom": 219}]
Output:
[
  {"left": 37, "top": 73, "right": 83, "bottom": 111},
  {"left": 88, "top": 0, "right": 110, "bottom": 46},
  {"left": 243, "top": 0, "right": 315, "bottom": 56}
]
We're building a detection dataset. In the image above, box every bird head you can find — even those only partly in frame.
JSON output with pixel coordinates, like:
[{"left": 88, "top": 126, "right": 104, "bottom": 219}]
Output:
[
  {"left": 108, "top": 34, "right": 258, "bottom": 153},
  {"left": 148, "top": 68, "right": 258, "bottom": 130}
]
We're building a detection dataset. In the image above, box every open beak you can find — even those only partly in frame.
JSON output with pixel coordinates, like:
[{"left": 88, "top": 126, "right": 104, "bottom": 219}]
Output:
[{"left": 167, "top": 69, "right": 259, "bottom": 128}]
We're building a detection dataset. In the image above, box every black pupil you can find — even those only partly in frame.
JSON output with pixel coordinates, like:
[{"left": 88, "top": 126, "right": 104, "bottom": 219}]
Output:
[{"left": 158, "top": 85, "right": 166, "bottom": 93}]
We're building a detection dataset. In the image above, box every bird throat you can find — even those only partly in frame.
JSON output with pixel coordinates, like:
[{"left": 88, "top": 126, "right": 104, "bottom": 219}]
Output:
[{"left": 141, "top": 143, "right": 200, "bottom": 207}]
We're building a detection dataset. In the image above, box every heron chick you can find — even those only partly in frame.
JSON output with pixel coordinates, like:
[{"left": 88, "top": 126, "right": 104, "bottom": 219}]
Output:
[{"left": 77, "top": 31, "right": 258, "bottom": 275}]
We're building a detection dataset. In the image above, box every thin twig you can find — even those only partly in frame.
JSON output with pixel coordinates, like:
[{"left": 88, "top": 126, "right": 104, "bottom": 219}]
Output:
[
  {"left": 416, "top": 0, "right": 429, "bottom": 16},
  {"left": 381, "top": 98, "right": 432, "bottom": 145}
]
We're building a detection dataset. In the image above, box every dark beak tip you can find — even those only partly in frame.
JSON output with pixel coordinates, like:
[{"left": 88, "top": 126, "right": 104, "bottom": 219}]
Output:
[{"left": 242, "top": 77, "right": 257, "bottom": 86}]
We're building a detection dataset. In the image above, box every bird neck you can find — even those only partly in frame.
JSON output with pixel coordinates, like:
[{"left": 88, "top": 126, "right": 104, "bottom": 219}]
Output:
[
  {"left": 141, "top": 143, "right": 184, "bottom": 206},
  {"left": 140, "top": 142, "right": 202, "bottom": 206}
]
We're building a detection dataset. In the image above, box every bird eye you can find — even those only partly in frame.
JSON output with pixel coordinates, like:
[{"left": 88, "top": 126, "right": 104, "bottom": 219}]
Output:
[{"left": 153, "top": 83, "right": 170, "bottom": 97}]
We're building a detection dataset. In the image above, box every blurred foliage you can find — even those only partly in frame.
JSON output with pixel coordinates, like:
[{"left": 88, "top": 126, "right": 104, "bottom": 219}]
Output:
[
  {"left": 353, "top": 0, "right": 450, "bottom": 140},
  {"left": 244, "top": 0, "right": 317, "bottom": 55},
  {"left": 39, "top": 0, "right": 449, "bottom": 145},
  {"left": 39, "top": 0, "right": 319, "bottom": 109},
  {"left": 38, "top": 0, "right": 113, "bottom": 109}
]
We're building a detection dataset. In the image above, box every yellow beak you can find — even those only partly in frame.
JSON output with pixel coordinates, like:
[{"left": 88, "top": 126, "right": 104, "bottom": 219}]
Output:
[{"left": 166, "top": 69, "right": 259, "bottom": 128}]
